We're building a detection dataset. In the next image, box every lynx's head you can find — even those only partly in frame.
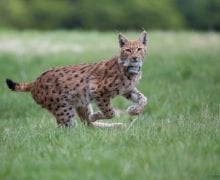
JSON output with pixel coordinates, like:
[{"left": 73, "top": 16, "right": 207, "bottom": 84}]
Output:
[{"left": 118, "top": 31, "right": 147, "bottom": 74}]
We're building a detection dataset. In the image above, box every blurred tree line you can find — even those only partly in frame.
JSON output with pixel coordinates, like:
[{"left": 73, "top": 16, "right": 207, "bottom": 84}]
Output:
[{"left": 0, "top": 0, "right": 219, "bottom": 30}]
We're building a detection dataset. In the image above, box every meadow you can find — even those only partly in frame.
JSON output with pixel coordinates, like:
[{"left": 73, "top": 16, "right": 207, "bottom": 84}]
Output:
[{"left": 0, "top": 30, "right": 219, "bottom": 180}]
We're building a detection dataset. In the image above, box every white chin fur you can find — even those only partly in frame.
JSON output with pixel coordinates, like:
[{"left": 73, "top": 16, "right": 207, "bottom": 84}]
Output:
[
  {"left": 118, "top": 58, "right": 143, "bottom": 74},
  {"left": 128, "top": 66, "right": 140, "bottom": 74}
]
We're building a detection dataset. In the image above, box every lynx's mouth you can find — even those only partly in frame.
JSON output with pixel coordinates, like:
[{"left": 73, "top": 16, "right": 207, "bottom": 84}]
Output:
[
  {"left": 127, "top": 60, "right": 143, "bottom": 74},
  {"left": 127, "top": 66, "right": 141, "bottom": 74},
  {"left": 118, "top": 58, "right": 143, "bottom": 74}
]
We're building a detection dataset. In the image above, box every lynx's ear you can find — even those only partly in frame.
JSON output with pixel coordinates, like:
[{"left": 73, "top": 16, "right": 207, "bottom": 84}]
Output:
[
  {"left": 139, "top": 31, "right": 147, "bottom": 45},
  {"left": 118, "top": 33, "right": 128, "bottom": 48}
]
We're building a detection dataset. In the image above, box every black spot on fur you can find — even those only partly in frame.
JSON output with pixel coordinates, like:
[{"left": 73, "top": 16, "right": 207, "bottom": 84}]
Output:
[
  {"left": 126, "top": 94, "right": 131, "bottom": 99},
  {"left": 103, "top": 70, "right": 107, "bottom": 77},
  {"left": 61, "top": 103, "right": 67, "bottom": 107},
  {"left": 48, "top": 105, "right": 52, "bottom": 110},
  {"left": 6, "top": 79, "right": 17, "bottom": 91},
  {"left": 59, "top": 73, "right": 64, "bottom": 77},
  {"left": 42, "top": 71, "right": 48, "bottom": 76},
  {"left": 46, "top": 78, "right": 51, "bottom": 83}
]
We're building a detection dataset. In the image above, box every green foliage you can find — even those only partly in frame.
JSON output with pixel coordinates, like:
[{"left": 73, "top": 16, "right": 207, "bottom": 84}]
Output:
[
  {"left": 74, "top": 0, "right": 185, "bottom": 30},
  {"left": 0, "top": 0, "right": 73, "bottom": 29},
  {"left": 0, "top": 0, "right": 186, "bottom": 30},
  {"left": 0, "top": 31, "right": 220, "bottom": 179},
  {"left": 1, "top": 0, "right": 220, "bottom": 30},
  {"left": 176, "top": 0, "right": 220, "bottom": 30}
]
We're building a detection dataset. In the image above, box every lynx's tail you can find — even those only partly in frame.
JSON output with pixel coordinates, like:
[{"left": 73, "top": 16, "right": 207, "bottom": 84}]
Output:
[{"left": 6, "top": 78, "right": 33, "bottom": 92}]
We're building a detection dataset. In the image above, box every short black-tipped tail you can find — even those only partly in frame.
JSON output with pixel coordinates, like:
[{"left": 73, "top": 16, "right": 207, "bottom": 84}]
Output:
[
  {"left": 6, "top": 78, "right": 32, "bottom": 92},
  {"left": 6, "top": 78, "right": 17, "bottom": 91}
]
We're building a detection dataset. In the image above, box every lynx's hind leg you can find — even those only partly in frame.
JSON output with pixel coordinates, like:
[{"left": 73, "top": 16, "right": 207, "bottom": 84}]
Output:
[
  {"left": 76, "top": 105, "right": 93, "bottom": 126},
  {"left": 76, "top": 104, "right": 125, "bottom": 128},
  {"left": 51, "top": 105, "right": 75, "bottom": 128}
]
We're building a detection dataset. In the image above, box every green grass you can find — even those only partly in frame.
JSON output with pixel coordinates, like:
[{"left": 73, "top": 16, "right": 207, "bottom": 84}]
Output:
[{"left": 0, "top": 30, "right": 220, "bottom": 180}]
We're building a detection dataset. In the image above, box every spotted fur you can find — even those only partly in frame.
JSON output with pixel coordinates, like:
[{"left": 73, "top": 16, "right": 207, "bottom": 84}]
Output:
[{"left": 6, "top": 31, "right": 148, "bottom": 128}]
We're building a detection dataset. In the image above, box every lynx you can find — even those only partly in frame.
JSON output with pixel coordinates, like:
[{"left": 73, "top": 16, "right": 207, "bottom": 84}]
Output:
[{"left": 6, "top": 31, "right": 148, "bottom": 128}]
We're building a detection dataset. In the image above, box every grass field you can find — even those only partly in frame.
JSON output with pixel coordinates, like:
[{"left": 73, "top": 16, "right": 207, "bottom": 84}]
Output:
[{"left": 0, "top": 30, "right": 220, "bottom": 180}]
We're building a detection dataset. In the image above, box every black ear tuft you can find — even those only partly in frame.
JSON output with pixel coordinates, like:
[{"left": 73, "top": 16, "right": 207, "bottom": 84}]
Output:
[
  {"left": 139, "top": 31, "right": 147, "bottom": 45},
  {"left": 6, "top": 78, "right": 17, "bottom": 91},
  {"left": 118, "top": 33, "right": 128, "bottom": 48}
]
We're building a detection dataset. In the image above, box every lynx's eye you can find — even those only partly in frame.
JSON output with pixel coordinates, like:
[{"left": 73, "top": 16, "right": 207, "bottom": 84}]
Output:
[
  {"left": 137, "top": 48, "right": 142, "bottom": 51},
  {"left": 125, "top": 49, "right": 132, "bottom": 53}
]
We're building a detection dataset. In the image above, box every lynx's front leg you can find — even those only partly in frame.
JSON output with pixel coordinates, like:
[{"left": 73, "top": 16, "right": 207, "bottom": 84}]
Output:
[{"left": 123, "top": 88, "right": 147, "bottom": 115}]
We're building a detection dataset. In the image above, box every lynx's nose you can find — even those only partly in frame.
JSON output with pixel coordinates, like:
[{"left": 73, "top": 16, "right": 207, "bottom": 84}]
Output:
[{"left": 132, "top": 57, "right": 138, "bottom": 62}]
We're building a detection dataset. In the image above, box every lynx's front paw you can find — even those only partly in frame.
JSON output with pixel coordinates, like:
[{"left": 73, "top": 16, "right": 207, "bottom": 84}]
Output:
[{"left": 127, "top": 106, "right": 142, "bottom": 116}]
